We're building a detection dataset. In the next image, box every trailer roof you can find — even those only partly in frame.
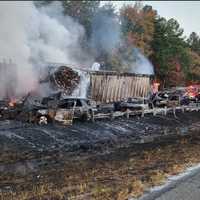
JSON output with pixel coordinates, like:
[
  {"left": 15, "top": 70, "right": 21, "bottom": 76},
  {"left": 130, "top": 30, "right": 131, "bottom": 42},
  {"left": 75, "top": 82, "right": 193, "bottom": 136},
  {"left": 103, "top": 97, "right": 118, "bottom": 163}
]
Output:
[
  {"left": 88, "top": 70, "right": 153, "bottom": 77},
  {"left": 45, "top": 63, "right": 153, "bottom": 77}
]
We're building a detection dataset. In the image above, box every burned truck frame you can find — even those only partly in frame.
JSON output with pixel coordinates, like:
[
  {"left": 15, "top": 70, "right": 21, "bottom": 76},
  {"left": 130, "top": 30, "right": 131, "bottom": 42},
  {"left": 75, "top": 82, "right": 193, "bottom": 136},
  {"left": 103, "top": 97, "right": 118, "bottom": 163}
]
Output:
[
  {"left": 88, "top": 70, "right": 151, "bottom": 104},
  {"left": 44, "top": 65, "right": 152, "bottom": 104},
  {"left": 0, "top": 63, "right": 152, "bottom": 124}
]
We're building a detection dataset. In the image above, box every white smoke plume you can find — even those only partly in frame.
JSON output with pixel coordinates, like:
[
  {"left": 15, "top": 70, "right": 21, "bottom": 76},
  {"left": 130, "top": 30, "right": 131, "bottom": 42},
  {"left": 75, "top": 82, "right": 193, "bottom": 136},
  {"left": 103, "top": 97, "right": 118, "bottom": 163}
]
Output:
[
  {"left": 90, "top": 9, "right": 121, "bottom": 56},
  {"left": 0, "top": 1, "right": 93, "bottom": 99},
  {"left": 90, "top": 5, "right": 154, "bottom": 75},
  {"left": 29, "top": 1, "right": 93, "bottom": 68},
  {"left": 0, "top": 2, "right": 37, "bottom": 98},
  {"left": 131, "top": 48, "right": 154, "bottom": 75}
]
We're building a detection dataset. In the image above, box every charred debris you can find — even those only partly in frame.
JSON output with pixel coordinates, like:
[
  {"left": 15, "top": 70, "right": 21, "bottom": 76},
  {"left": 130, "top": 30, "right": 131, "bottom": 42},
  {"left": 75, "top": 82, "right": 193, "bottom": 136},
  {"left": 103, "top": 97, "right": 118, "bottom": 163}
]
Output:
[{"left": 1, "top": 64, "right": 200, "bottom": 126}]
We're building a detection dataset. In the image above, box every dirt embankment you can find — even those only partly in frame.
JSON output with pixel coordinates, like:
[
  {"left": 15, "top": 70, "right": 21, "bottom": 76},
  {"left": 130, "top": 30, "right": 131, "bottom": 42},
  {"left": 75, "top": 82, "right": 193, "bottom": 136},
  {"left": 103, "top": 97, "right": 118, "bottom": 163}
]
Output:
[{"left": 0, "top": 111, "right": 200, "bottom": 199}]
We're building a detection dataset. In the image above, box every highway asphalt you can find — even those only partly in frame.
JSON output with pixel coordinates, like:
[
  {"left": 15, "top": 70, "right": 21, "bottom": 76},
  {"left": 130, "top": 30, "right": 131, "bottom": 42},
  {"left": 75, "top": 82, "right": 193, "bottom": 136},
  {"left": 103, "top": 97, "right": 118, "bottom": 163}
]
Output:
[{"left": 139, "top": 165, "right": 200, "bottom": 200}]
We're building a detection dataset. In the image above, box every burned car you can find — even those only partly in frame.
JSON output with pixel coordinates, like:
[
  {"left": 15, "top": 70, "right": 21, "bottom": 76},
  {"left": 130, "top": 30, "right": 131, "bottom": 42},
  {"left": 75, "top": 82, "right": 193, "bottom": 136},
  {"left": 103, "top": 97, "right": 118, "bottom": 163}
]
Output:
[
  {"left": 114, "top": 97, "right": 149, "bottom": 112},
  {"left": 167, "top": 93, "right": 181, "bottom": 107},
  {"left": 182, "top": 85, "right": 200, "bottom": 104},
  {"left": 150, "top": 91, "right": 169, "bottom": 108},
  {"left": 150, "top": 90, "right": 183, "bottom": 108},
  {"left": 0, "top": 95, "right": 34, "bottom": 121},
  {"left": 54, "top": 97, "right": 97, "bottom": 122},
  {"left": 34, "top": 97, "right": 97, "bottom": 124}
]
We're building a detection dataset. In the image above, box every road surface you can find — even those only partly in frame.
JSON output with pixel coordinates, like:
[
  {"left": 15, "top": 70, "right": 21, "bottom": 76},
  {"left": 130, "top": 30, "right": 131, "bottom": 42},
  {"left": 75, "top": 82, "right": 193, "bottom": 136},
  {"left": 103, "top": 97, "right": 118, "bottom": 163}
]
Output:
[{"left": 140, "top": 165, "right": 200, "bottom": 200}]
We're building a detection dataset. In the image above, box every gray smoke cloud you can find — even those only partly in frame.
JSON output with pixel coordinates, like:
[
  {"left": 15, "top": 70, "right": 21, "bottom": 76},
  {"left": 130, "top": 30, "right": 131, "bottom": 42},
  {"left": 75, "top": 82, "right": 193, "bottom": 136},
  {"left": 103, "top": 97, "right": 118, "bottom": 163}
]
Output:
[
  {"left": 0, "top": 1, "right": 94, "bottom": 99},
  {"left": 29, "top": 1, "right": 94, "bottom": 68},
  {"left": 0, "top": 2, "right": 38, "bottom": 98},
  {"left": 90, "top": 5, "right": 154, "bottom": 75},
  {"left": 90, "top": 10, "right": 121, "bottom": 56}
]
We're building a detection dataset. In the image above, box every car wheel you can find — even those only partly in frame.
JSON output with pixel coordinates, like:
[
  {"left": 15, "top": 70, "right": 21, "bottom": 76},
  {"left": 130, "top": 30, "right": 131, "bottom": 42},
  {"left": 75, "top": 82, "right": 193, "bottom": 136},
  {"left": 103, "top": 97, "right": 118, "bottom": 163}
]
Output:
[{"left": 38, "top": 115, "right": 48, "bottom": 125}]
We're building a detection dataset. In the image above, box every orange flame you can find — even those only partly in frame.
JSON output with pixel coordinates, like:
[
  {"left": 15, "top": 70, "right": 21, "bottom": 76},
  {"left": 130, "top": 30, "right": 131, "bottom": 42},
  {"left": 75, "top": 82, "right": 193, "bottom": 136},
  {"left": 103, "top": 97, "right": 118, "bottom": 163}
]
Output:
[
  {"left": 152, "top": 81, "right": 160, "bottom": 93},
  {"left": 8, "top": 99, "right": 17, "bottom": 107}
]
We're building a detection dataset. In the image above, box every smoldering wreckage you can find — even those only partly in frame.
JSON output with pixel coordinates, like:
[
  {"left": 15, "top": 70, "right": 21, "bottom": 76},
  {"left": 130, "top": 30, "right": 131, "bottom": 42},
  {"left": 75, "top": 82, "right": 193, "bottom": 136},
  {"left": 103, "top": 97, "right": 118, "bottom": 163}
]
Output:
[
  {"left": 1, "top": 61, "right": 200, "bottom": 126},
  {"left": 2, "top": 61, "right": 200, "bottom": 200}
]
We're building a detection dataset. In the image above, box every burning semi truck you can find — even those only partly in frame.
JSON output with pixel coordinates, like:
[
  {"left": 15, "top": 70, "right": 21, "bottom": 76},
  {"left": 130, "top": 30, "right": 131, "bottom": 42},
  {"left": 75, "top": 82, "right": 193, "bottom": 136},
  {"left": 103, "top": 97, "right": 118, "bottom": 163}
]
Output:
[
  {"left": 36, "top": 65, "right": 152, "bottom": 124},
  {"left": 1, "top": 63, "right": 200, "bottom": 125},
  {"left": 0, "top": 63, "right": 152, "bottom": 124},
  {"left": 44, "top": 65, "right": 151, "bottom": 102}
]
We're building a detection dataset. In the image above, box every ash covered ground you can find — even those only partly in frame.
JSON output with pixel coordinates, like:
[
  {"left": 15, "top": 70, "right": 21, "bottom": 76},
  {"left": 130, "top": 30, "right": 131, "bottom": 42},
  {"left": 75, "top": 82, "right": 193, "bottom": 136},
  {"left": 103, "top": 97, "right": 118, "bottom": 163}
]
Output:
[
  {"left": 1, "top": 111, "right": 200, "bottom": 199},
  {"left": 0, "top": 111, "right": 199, "bottom": 154}
]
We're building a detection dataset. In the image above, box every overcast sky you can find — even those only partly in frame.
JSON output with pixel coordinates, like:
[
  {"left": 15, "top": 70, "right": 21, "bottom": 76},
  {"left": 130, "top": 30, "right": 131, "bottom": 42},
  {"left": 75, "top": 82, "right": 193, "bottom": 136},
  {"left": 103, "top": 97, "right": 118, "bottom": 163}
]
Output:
[{"left": 101, "top": 1, "right": 200, "bottom": 37}]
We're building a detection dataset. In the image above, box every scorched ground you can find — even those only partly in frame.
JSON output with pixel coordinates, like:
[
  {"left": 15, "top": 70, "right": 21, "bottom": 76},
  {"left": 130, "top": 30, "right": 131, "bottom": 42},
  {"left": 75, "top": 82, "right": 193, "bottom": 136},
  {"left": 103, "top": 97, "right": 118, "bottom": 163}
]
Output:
[{"left": 1, "top": 111, "right": 200, "bottom": 199}]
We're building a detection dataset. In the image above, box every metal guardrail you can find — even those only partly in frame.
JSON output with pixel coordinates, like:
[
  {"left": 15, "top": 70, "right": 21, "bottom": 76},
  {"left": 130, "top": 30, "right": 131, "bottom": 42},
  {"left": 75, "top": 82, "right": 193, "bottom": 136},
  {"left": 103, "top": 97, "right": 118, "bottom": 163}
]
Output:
[{"left": 91, "top": 103, "right": 200, "bottom": 121}]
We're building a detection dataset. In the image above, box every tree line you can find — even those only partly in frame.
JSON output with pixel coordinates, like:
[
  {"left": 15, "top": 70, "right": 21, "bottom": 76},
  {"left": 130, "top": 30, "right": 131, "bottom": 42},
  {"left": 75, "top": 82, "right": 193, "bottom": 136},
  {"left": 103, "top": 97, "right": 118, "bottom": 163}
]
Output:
[{"left": 36, "top": 1, "right": 200, "bottom": 88}]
